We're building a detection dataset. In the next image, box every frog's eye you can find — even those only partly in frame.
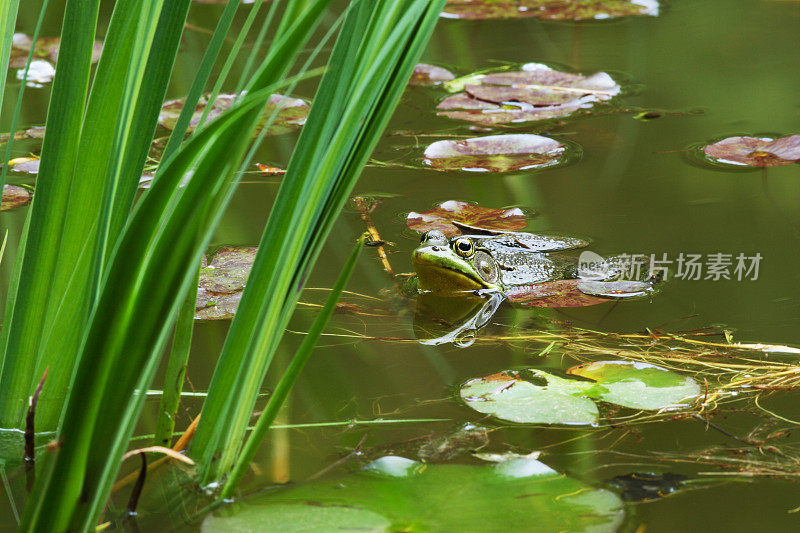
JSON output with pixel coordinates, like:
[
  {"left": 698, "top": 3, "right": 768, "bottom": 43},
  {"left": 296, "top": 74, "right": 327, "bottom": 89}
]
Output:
[
  {"left": 453, "top": 238, "right": 474, "bottom": 258},
  {"left": 420, "top": 232, "right": 429, "bottom": 243}
]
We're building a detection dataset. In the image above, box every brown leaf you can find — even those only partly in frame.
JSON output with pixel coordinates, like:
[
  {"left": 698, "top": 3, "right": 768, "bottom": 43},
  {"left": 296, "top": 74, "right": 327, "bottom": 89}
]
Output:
[{"left": 406, "top": 200, "right": 529, "bottom": 236}]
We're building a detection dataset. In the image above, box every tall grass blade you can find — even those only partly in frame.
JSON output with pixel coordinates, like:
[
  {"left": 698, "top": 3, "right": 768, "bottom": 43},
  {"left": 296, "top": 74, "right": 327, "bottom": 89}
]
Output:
[
  {"left": 190, "top": 0, "right": 446, "bottom": 482},
  {"left": 0, "top": 0, "right": 101, "bottom": 429},
  {"left": 221, "top": 233, "right": 367, "bottom": 497},
  {"left": 20, "top": 87, "right": 282, "bottom": 532}
]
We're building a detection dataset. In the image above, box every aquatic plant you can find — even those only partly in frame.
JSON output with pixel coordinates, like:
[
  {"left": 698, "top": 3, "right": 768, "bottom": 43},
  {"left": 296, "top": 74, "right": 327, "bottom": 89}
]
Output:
[{"left": 0, "top": 0, "right": 444, "bottom": 529}]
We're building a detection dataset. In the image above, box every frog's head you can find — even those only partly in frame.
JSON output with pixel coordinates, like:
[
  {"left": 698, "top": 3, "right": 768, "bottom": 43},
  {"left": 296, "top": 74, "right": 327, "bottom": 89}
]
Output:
[{"left": 412, "top": 230, "right": 501, "bottom": 293}]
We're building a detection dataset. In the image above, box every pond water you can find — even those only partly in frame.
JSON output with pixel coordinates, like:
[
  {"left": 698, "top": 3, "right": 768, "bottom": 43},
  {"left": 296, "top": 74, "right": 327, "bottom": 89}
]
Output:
[{"left": 2, "top": 0, "right": 800, "bottom": 531}]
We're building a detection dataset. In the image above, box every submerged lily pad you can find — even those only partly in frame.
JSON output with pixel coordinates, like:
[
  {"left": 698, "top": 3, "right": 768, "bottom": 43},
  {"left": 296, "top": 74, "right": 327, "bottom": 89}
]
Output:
[
  {"left": 461, "top": 369, "right": 601, "bottom": 425},
  {"left": 406, "top": 200, "right": 529, "bottom": 236},
  {"left": 1, "top": 185, "right": 32, "bottom": 211},
  {"left": 567, "top": 360, "right": 701, "bottom": 410},
  {"left": 441, "top": 0, "right": 658, "bottom": 20},
  {"left": 461, "top": 362, "right": 699, "bottom": 425},
  {"left": 9, "top": 33, "right": 103, "bottom": 69},
  {"left": 195, "top": 247, "right": 256, "bottom": 320},
  {"left": 702, "top": 135, "right": 800, "bottom": 167},
  {"left": 202, "top": 456, "right": 624, "bottom": 532},
  {"left": 409, "top": 63, "right": 456, "bottom": 86},
  {"left": 506, "top": 279, "right": 609, "bottom": 307},
  {"left": 159, "top": 93, "right": 309, "bottom": 136},
  {"left": 577, "top": 280, "right": 655, "bottom": 299},
  {"left": 423, "top": 134, "right": 566, "bottom": 172},
  {"left": 438, "top": 63, "right": 621, "bottom": 126}
]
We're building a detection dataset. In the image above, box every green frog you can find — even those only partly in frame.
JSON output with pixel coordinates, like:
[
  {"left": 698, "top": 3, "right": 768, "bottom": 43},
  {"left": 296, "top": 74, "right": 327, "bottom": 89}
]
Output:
[{"left": 412, "top": 227, "right": 591, "bottom": 293}]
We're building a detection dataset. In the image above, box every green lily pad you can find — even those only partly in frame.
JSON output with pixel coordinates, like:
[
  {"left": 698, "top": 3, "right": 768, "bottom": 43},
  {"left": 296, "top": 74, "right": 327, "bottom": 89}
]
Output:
[
  {"left": 438, "top": 63, "right": 620, "bottom": 126},
  {"left": 423, "top": 134, "right": 566, "bottom": 172},
  {"left": 461, "top": 362, "right": 699, "bottom": 425},
  {"left": 567, "top": 360, "right": 701, "bottom": 410},
  {"left": 441, "top": 0, "right": 659, "bottom": 20},
  {"left": 460, "top": 369, "right": 601, "bottom": 425},
  {"left": 202, "top": 456, "right": 625, "bottom": 532},
  {"left": 159, "top": 93, "right": 309, "bottom": 136},
  {"left": 702, "top": 135, "right": 800, "bottom": 167},
  {"left": 1, "top": 185, "right": 32, "bottom": 211},
  {"left": 9, "top": 33, "right": 103, "bottom": 69},
  {"left": 409, "top": 63, "right": 455, "bottom": 86},
  {"left": 406, "top": 200, "right": 529, "bottom": 236},
  {"left": 506, "top": 279, "right": 609, "bottom": 307}
]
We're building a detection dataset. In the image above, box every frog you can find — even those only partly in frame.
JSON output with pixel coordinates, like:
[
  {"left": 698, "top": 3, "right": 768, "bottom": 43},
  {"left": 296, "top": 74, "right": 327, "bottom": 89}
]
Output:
[{"left": 412, "top": 226, "right": 592, "bottom": 294}]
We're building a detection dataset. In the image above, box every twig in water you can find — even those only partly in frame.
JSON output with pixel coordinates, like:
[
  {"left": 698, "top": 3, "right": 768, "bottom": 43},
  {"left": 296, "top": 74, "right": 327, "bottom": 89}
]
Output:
[
  {"left": 126, "top": 453, "right": 147, "bottom": 517},
  {"left": 24, "top": 368, "right": 48, "bottom": 491}
]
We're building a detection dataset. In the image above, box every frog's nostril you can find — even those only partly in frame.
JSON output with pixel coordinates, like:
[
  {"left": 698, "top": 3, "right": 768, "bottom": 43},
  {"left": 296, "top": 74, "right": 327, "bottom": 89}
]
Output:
[{"left": 432, "top": 246, "right": 441, "bottom": 251}]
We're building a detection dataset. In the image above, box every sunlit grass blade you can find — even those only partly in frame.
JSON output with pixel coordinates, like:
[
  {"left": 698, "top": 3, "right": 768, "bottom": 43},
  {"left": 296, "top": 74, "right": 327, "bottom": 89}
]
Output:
[
  {"left": 190, "top": 0, "right": 447, "bottom": 483},
  {"left": 0, "top": 0, "right": 101, "bottom": 429},
  {"left": 158, "top": 0, "right": 241, "bottom": 163},
  {"left": 20, "top": 87, "right": 282, "bottom": 532},
  {"left": 0, "top": 0, "right": 193, "bottom": 432},
  {"left": 220, "top": 232, "right": 367, "bottom": 497}
]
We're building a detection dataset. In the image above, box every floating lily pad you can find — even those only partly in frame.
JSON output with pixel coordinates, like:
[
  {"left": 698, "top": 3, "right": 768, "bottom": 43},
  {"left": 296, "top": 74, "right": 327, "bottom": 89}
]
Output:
[
  {"left": 577, "top": 280, "right": 654, "bottom": 299},
  {"left": 1, "top": 185, "right": 32, "bottom": 211},
  {"left": 438, "top": 63, "right": 620, "bottom": 126},
  {"left": 195, "top": 247, "right": 256, "bottom": 320},
  {"left": 567, "top": 360, "right": 701, "bottom": 410},
  {"left": 202, "top": 456, "right": 624, "bottom": 533},
  {"left": 506, "top": 279, "right": 609, "bottom": 307},
  {"left": 6, "top": 157, "right": 40, "bottom": 174},
  {"left": 441, "top": 0, "right": 658, "bottom": 20},
  {"left": 9, "top": 33, "right": 103, "bottom": 69},
  {"left": 159, "top": 93, "right": 309, "bottom": 136},
  {"left": 0, "top": 126, "right": 46, "bottom": 143},
  {"left": 461, "top": 362, "right": 699, "bottom": 425},
  {"left": 423, "top": 134, "right": 566, "bottom": 172},
  {"left": 406, "top": 200, "right": 529, "bottom": 236},
  {"left": 702, "top": 135, "right": 800, "bottom": 167},
  {"left": 17, "top": 60, "right": 55, "bottom": 87},
  {"left": 461, "top": 369, "right": 601, "bottom": 425},
  {"left": 409, "top": 63, "right": 455, "bottom": 86}
]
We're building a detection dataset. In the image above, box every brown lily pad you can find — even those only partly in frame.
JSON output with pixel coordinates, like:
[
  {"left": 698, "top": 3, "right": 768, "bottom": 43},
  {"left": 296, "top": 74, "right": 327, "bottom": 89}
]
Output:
[
  {"left": 1, "top": 185, "right": 32, "bottom": 211},
  {"left": 406, "top": 200, "right": 529, "bottom": 237},
  {"left": 702, "top": 135, "right": 800, "bottom": 167},
  {"left": 159, "top": 93, "right": 309, "bottom": 136},
  {"left": 9, "top": 33, "right": 103, "bottom": 69},
  {"left": 195, "top": 246, "right": 256, "bottom": 320},
  {"left": 440, "top": 0, "right": 659, "bottom": 20},
  {"left": 409, "top": 63, "right": 456, "bottom": 86},
  {"left": 0, "top": 126, "right": 46, "bottom": 143},
  {"left": 438, "top": 64, "right": 620, "bottom": 126},
  {"left": 506, "top": 279, "right": 609, "bottom": 307},
  {"left": 423, "top": 134, "right": 566, "bottom": 172}
]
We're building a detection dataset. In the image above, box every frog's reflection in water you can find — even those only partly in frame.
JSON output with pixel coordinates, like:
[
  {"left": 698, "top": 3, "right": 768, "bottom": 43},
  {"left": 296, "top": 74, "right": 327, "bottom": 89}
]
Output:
[{"left": 413, "top": 291, "right": 506, "bottom": 346}]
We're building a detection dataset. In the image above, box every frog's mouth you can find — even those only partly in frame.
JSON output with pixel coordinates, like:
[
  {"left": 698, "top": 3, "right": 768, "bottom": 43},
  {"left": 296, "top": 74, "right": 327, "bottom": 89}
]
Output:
[{"left": 413, "top": 253, "right": 493, "bottom": 292}]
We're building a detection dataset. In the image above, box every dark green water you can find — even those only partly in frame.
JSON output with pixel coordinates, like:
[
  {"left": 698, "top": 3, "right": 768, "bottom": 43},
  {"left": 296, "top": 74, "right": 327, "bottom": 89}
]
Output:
[{"left": 2, "top": 1, "right": 800, "bottom": 531}]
